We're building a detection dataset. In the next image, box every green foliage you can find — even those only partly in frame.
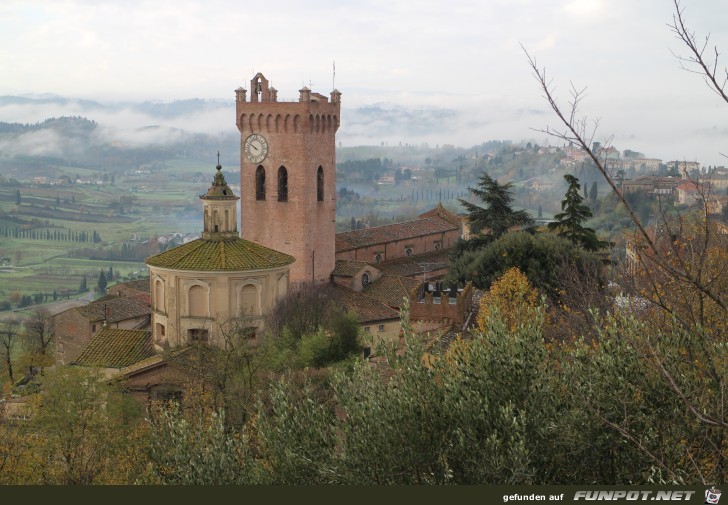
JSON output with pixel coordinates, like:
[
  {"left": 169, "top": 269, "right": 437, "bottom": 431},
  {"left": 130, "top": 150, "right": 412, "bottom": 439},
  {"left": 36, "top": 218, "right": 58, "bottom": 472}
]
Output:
[
  {"left": 297, "top": 330, "right": 332, "bottom": 368},
  {"left": 97, "top": 270, "right": 107, "bottom": 292},
  {"left": 254, "top": 378, "right": 338, "bottom": 484},
  {"left": 282, "top": 310, "right": 361, "bottom": 369},
  {"left": 458, "top": 171, "right": 533, "bottom": 237},
  {"left": 267, "top": 285, "right": 362, "bottom": 368},
  {"left": 31, "top": 367, "right": 144, "bottom": 484},
  {"left": 548, "top": 174, "right": 607, "bottom": 251},
  {"left": 447, "top": 231, "right": 602, "bottom": 298},
  {"left": 145, "top": 408, "right": 258, "bottom": 485}
]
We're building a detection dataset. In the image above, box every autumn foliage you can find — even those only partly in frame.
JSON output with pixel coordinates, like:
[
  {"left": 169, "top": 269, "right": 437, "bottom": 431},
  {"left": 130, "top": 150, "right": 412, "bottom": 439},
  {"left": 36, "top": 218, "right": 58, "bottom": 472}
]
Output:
[{"left": 477, "top": 267, "right": 539, "bottom": 333}]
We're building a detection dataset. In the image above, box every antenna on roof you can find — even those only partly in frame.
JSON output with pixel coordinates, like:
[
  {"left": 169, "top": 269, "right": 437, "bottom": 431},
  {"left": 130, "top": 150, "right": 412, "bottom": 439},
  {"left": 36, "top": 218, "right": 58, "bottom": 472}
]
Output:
[{"left": 333, "top": 61, "right": 336, "bottom": 90}]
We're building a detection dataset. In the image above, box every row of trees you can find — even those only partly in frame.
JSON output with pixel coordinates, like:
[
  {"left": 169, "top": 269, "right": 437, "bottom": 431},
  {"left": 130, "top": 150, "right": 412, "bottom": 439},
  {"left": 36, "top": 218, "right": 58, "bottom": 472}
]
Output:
[{"left": 0, "top": 227, "right": 101, "bottom": 243}]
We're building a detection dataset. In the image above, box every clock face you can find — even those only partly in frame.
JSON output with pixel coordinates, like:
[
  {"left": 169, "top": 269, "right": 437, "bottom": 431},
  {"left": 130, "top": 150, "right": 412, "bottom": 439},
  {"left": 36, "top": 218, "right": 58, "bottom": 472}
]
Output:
[{"left": 244, "top": 134, "right": 269, "bottom": 163}]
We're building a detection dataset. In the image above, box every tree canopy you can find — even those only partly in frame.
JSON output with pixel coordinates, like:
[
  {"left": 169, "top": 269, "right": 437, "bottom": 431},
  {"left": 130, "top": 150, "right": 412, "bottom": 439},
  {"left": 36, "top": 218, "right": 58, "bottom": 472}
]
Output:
[
  {"left": 548, "top": 174, "right": 608, "bottom": 251},
  {"left": 458, "top": 172, "right": 533, "bottom": 238}
]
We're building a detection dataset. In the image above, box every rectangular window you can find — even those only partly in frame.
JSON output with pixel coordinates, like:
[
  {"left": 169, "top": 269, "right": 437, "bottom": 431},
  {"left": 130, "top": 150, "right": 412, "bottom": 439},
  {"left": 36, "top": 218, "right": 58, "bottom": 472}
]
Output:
[
  {"left": 188, "top": 328, "right": 209, "bottom": 343},
  {"left": 364, "top": 326, "right": 371, "bottom": 333},
  {"left": 378, "top": 324, "right": 385, "bottom": 332}
]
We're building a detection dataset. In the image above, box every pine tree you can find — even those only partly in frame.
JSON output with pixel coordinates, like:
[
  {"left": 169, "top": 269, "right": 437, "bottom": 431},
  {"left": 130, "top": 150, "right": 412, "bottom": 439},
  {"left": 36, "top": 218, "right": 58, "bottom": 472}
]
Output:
[
  {"left": 15, "top": 190, "right": 21, "bottom": 206},
  {"left": 458, "top": 172, "right": 533, "bottom": 237},
  {"left": 80, "top": 275, "right": 87, "bottom": 292},
  {"left": 589, "top": 181, "right": 598, "bottom": 202},
  {"left": 548, "top": 174, "right": 607, "bottom": 251}
]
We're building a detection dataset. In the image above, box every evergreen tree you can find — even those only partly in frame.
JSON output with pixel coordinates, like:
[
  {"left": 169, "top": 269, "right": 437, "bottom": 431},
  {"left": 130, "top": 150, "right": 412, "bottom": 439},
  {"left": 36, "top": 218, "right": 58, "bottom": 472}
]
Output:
[
  {"left": 538, "top": 205, "right": 542, "bottom": 219},
  {"left": 548, "top": 175, "right": 607, "bottom": 251},
  {"left": 80, "top": 275, "right": 87, "bottom": 292},
  {"left": 97, "top": 271, "right": 107, "bottom": 293},
  {"left": 589, "top": 181, "right": 598, "bottom": 202},
  {"left": 15, "top": 190, "right": 20, "bottom": 206},
  {"left": 458, "top": 172, "right": 533, "bottom": 238}
]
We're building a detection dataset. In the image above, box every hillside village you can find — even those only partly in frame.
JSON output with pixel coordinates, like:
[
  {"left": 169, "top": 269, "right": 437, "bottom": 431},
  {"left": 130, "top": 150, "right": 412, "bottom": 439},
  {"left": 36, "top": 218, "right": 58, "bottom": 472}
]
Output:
[{"left": 0, "top": 70, "right": 725, "bottom": 485}]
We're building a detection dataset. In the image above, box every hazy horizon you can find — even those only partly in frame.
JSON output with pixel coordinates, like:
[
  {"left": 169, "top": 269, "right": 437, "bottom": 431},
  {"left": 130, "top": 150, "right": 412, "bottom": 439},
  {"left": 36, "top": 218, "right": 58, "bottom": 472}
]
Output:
[{"left": 2, "top": 1, "right": 727, "bottom": 165}]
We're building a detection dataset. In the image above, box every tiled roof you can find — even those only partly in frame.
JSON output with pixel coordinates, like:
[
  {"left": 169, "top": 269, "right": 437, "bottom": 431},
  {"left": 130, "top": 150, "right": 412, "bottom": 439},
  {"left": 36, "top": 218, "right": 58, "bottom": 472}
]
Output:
[
  {"left": 113, "top": 278, "right": 151, "bottom": 293},
  {"left": 118, "top": 354, "right": 166, "bottom": 376},
  {"left": 146, "top": 237, "right": 294, "bottom": 271},
  {"left": 363, "top": 275, "right": 419, "bottom": 309},
  {"left": 331, "top": 285, "right": 400, "bottom": 324},
  {"left": 417, "top": 203, "right": 462, "bottom": 227},
  {"left": 336, "top": 216, "right": 458, "bottom": 252},
  {"left": 73, "top": 329, "right": 155, "bottom": 368},
  {"left": 75, "top": 296, "right": 151, "bottom": 323},
  {"left": 117, "top": 346, "right": 193, "bottom": 377},
  {"left": 332, "top": 259, "right": 374, "bottom": 277},
  {"left": 376, "top": 249, "right": 451, "bottom": 278}
]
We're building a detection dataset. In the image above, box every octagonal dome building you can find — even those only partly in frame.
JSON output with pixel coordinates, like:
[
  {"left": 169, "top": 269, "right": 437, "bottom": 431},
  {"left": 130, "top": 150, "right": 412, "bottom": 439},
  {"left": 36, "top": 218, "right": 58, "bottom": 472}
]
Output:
[{"left": 145, "top": 159, "right": 294, "bottom": 348}]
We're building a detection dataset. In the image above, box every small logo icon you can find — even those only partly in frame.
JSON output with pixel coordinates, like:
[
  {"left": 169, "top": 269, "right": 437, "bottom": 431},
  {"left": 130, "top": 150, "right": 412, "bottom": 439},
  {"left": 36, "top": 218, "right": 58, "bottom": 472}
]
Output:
[{"left": 706, "top": 488, "right": 722, "bottom": 505}]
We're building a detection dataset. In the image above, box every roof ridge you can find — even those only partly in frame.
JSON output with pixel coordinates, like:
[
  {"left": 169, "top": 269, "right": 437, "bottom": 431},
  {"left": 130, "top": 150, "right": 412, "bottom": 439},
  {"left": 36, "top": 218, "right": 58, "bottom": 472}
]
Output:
[{"left": 339, "top": 215, "right": 450, "bottom": 236}]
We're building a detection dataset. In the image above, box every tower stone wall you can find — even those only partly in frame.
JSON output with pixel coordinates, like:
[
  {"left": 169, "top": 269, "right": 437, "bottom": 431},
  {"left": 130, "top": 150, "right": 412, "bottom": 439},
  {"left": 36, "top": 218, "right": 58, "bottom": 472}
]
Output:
[{"left": 236, "top": 73, "right": 340, "bottom": 285}]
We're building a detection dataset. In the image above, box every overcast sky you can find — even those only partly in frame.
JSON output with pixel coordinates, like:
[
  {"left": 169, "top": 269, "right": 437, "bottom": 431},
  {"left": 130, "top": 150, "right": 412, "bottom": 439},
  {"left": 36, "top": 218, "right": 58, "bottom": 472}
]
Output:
[{"left": 1, "top": 0, "right": 726, "bottom": 165}]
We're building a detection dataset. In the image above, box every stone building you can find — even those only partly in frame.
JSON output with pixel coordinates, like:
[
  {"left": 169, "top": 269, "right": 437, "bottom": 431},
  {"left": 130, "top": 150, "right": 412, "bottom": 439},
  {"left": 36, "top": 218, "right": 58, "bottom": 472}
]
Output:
[
  {"left": 145, "top": 161, "right": 294, "bottom": 348},
  {"left": 335, "top": 204, "right": 461, "bottom": 264},
  {"left": 54, "top": 295, "right": 151, "bottom": 365},
  {"left": 236, "top": 73, "right": 340, "bottom": 286}
]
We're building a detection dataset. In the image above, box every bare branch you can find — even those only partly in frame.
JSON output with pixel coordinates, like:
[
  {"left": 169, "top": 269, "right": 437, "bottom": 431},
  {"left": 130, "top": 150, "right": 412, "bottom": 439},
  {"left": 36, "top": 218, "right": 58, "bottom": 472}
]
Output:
[
  {"left": 668, "top": 0, "right": 728, "bottom": 104},
  {"left": 522, "top": 45, "right": 727, "bottom": 315}
]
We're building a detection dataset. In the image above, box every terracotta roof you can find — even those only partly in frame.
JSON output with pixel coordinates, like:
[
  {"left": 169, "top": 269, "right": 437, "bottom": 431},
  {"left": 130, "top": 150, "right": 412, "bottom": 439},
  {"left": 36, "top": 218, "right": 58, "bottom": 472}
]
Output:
[
  {"left": 73, "top": 329, "right": 155, "bottom": 368},
  {"left": 332, "top": 259, "right": 375, "bottom": 277},
  {"left": 336, "top": 216, "right": 457, "bottom": 252},
  {"left": 676, "top": 182, "right": 701, "bottom": 192},
  {"left": 112, "top": 278, "right": 151, "bottom": 293},
  {"left": 75, "top": 296, "right": 151, "bottom": 324},
  {"left": 117, "top": 346, "right": 193, "bottom": 377},
  {"left": 146, "top": 237, "right": 294, "bottom": 271},
  {"left": 118, "top": 353, "right": 166, "bottom": 376},
  {"left": 363, "top": 275, "right": 419, "bottom": 309},
  {"left": 330, "top": 285, "right": 401, "bottom": 324},
  {"left": 376, "top": 249, "right": 451, "bottom": 277},
  {"left": 417, "top": 203, "right": 462, "bottom": 227}
]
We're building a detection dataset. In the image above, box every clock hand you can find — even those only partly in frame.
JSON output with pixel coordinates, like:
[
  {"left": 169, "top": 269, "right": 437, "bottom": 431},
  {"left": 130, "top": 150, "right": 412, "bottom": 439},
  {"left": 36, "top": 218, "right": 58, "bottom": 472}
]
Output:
[{"left": 251, "top": 145, "right": 259, "bottom": 152}]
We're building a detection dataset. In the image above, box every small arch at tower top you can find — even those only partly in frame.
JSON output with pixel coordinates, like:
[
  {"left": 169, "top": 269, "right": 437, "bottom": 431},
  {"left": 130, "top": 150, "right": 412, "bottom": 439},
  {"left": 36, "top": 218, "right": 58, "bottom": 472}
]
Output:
[{"left": 250, "top": 73, "right": 275, "bottom": 103}]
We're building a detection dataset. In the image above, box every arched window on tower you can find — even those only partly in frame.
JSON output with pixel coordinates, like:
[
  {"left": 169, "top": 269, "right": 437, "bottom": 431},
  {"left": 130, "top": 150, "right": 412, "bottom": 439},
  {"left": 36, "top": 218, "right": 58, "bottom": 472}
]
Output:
[
  {"left": 278, "top": 166, "right": 288, "bottom": 202},
  {"left": 317, "top": 166, "right": 324, "bottom": 202},
  {"left": 256, "top": 166, "right": 266, "bottom": 200}
]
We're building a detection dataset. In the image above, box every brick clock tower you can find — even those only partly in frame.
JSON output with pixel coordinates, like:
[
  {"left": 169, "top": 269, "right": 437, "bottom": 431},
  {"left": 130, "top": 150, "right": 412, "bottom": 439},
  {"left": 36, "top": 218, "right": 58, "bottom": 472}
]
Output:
[{"left": 235, "top": 73, "right": 341, "bottom": 286}]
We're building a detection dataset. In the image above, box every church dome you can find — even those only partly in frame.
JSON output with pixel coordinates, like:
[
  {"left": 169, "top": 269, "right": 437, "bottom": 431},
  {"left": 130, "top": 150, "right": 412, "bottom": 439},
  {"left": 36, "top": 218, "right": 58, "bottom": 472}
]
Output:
[{"left": 145, "top": 238, "right": 294, "bottom": 272}]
